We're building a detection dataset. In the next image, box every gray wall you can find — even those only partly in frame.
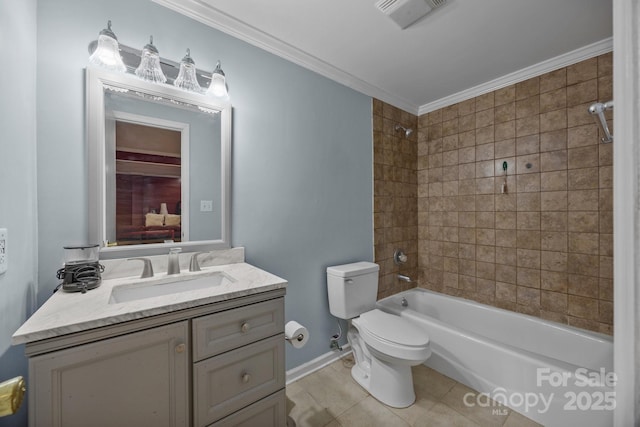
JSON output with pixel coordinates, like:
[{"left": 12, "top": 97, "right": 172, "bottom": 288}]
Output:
[
  {"left": 0, "top": 0, "right": 38, "bottom": 425},
  {"left": 33, "top": 0, "right": 372, "bottom": 373}
]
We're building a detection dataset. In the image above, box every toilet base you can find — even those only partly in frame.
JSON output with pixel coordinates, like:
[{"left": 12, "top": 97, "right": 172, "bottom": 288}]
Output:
[{"left": 351, "top": 356, "right": 416, "bottom": 408}]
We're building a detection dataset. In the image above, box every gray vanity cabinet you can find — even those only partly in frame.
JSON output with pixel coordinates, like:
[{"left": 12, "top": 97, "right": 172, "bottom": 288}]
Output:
[
  {"left": 29, "top": 321, "right": 190, "bottom": 427},
  {"left": 25, "top": 291, "right": 286, "bottom": 427}
]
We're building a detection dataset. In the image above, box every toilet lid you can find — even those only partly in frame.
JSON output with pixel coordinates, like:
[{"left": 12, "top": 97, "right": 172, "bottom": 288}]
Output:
[{"left": 357, "top": 310, "right": 429, "bottom": 347}]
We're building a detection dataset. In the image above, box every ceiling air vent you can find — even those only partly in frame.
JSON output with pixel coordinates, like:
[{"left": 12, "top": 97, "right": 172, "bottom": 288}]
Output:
[{"left": 375, "top": 0, "right": 448, "bottom": 29}]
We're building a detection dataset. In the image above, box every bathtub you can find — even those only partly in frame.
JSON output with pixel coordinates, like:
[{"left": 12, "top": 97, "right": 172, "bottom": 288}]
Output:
[{"left": 377, "top": 288, "right": 614, "bottom": 427}]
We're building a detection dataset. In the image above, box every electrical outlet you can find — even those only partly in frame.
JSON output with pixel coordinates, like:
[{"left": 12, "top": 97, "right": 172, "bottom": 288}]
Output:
[
  {"left": 0, "top": 228, "right": 7, "bottom": 275},
  {"left": 200, "top": 200, "right": 213, "bottom": 212}
]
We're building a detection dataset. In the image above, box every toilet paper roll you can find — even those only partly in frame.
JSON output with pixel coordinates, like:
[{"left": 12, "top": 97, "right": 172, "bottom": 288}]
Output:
[{"left": 285, "top": 320, "right": 309, "bottom": 349}]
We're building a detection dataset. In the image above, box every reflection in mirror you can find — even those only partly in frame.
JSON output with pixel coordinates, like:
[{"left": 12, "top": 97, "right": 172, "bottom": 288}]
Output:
[{"left": 87, "top": 67, "right": 231, "bottom": 258}]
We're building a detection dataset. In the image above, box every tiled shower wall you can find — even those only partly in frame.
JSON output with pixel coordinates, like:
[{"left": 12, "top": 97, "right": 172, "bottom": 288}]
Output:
[
  {"left": 373, "top": 101, "right": 418, "bottom": 299},
  {"left": 416, "top": 53, "right": 613, "bottom": 334}
]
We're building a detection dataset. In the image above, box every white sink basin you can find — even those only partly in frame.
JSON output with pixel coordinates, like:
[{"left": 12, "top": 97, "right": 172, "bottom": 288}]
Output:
[{"left": 109, "top": 271, "right": 234, "bottom": 304}]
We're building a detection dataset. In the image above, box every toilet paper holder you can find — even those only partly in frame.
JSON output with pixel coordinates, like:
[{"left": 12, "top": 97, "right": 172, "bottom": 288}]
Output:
[{"left": 285, "top": 333, "right": 305, "bottom": 342}]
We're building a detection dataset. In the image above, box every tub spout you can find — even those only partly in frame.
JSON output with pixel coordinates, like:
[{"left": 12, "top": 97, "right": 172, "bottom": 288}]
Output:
[
  {"left": 397, "top": 274, "right": 412, "bottom": 283},
  {"left": 401, "top": 297, "right": 408, "bottom": 307}
]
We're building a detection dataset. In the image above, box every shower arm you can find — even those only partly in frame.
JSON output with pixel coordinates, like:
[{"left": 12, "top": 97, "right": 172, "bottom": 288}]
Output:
[
  {"left": 588, "top": 100, "right": 614, "bottom": 144},
  {"left": 394, "top": 124, "right": 413, "bottom": 138}
]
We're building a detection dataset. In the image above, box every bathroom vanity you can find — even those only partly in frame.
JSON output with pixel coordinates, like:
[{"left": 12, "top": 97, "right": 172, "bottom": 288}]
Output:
[{"left": 13, "top": 250, "right": 287, "bottom": 427}]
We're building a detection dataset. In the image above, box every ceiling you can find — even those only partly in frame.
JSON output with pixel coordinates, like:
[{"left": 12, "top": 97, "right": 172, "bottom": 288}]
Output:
[{"left": 155, "top": 0, "right": 613, "bottom": 114}]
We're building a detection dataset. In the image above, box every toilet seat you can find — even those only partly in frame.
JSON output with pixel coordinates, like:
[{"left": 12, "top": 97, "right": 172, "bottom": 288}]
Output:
[{"left": 353, "top": 309, "right": 430, "bottom": 363}]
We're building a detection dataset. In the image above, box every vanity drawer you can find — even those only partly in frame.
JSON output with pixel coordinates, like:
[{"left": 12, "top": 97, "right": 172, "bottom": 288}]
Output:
[
  {"left": 193, "top": 298, "right": 284, "bottom": 361},
  {"left": 207, "top": 390, "right": 286, "bottom": 427},
  {"left": 194, "top": 335, "right": 285, "bottom": 427}
]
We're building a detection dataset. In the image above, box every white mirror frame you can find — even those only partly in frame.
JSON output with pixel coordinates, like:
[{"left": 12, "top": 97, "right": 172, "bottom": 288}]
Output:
[{"left": 86, "top": 66, "right": 232, "bottom": 259}]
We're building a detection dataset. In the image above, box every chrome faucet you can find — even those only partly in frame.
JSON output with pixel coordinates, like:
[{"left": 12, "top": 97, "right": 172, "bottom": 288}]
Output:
[
  {"left": 127, "top": 258, "right": 154, "bottom": 278},
  {"left": 397, "top": 274, "right": 412, "bottom": 283},
  {"left": 167, "top": 248, "right": 182, "bottom": 275},
  {"left": 189, "top": 252, "right": 209, "bottom": 272},
  {"left": 401, "top": 297, "right": 408, "bottom": 307}
]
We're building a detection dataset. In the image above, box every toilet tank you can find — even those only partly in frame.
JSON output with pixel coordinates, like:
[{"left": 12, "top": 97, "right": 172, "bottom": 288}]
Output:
[{"left": 326, "top": 262, "right": 380, "bottom": 319}]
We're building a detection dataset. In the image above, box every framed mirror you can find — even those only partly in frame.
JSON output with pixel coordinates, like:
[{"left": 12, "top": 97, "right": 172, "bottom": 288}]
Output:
[{"left": 87, "top": 67, "right": 231, "bottom": 258}]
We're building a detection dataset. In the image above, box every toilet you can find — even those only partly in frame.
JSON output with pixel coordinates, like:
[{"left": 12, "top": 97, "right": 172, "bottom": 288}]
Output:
[{"left": 326, "top": 261, "right": 431, "bottom": 408}]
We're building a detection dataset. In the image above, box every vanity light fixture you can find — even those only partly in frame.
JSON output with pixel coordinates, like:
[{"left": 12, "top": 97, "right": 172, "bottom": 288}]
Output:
[
  {"left": 174, "top": 49, "right": 202, "bottom": 93},
  {"left": 134, "top": 36, "right": 167, "bottom": 84},
  {"left": 88, "top": 21, "right": 126, "bottom": 73},
  {"left": 206, "top": 61, "right": 228, "bottom": 98},
  {"left": 88, "top": 24, "right": 230, "bottom": 100}
]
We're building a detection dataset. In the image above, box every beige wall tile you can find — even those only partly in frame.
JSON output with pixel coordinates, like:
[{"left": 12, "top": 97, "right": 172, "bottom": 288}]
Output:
[
  {"left": 568, "top": 295, "right": 599, "bottom": 320},
  {"left": 540, "top": 87, "right": 567, "bottom": 113},
  {"left": 516, "top": 230, "right": 541, "bottom": 250},
  {"left": 517, "top": 211, "right": 541, "bottom": 230},
  {"left": 540, "top": 129, "right": 567, "bottom": 152},
  {"left": 495, "top": 139, "right": 516, "bottom": 158},
  {"left": 541, "top": 191, "right": 568, "bottom": 211},
  {"left": 476, "top": 92, "right": 495, "bottom": 111},
  {"left": 496, "top": 282, "right": 517, "bottom": 301},
  {"left": 567, "top": 57, "right": 598, "bottom": 85},
  {"left": 496, "top": 229, "right": 517, "bottom": 248},
  {"left": 541, "top": 270, "right": 568, "bottom": 292},
  {"left": 540, "top": 170, "right": 568, "bottom": 191},
  {"left": 568, "top": 274, "right": 599, "bottom": 298},
  {"left": 566, "top": 79, "right": 598, "bottom": 107},
  {"left": 540, "top": 150, "right": 567, "bottom": 172},
  {"left": 516, "top": 135, "right": 540, "bottom": 156},
  {"left": 495, "top": 85, "right": 515, "bottom": 106},
  {"left": 516, "top": 78, "right": 540, "bottom": 100},
  {"left": 568, "top": 144, "right": 599, "bottom": 169},
  {"left": 539, "top": 109, "right": 567, "bottom": 133},
  {"left": 568, "top": 189, "right": 599, "bottom": 211},
  {"left": 568, "top": 211, "right": 599, "bottom": 232},
  {"left": 404, "top": 54, "right": 613, "bottom": 334},
  {"left": 517, "top": 248, "right": 541, "bottom": 269},
  {"left": 541, "top": 231, "right": 567, "bottom": 251},
  {"left": 540, "top": 68, "right": 567, "bottom": 93},
  {"left": 568, "top": 167, "right": 599, "bottom": 190},
  {"left": 516, "top": 116, "right": 540, "bottom": 137},
  {"left": 541, "top": 290, "right": 568, "bottom": 313},
  {"left": 598, "top": 52, "right": 613, "bottom": 77}
]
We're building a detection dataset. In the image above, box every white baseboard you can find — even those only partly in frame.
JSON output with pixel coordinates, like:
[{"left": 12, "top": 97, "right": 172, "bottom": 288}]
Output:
[{"left": 286, "top": 344, "right": 352, "bottom": 385}]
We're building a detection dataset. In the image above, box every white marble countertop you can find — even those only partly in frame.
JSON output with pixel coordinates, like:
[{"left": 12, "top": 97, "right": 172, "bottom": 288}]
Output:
[{"left": 12, "top": 261, "right": 287, "bottom": 345}]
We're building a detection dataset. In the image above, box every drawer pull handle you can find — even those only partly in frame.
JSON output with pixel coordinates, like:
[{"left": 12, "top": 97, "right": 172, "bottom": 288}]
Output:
[
  {"left": 241, "top": 373, "right": 251, "bottom": 383},
  {"left": 175, "top": 343, "right": 186, "bottom": 354},
  {"left": 241, "top": 322, "right": 250, "bottom": 333}
]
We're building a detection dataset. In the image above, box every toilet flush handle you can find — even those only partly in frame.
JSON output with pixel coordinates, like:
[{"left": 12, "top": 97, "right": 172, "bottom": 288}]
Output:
[{"left": 346, "top": 279, "right": 354, "bottom": 284}]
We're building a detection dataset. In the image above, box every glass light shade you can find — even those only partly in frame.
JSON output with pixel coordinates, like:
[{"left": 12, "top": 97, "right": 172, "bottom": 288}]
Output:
[
  {"left": 207, "top": 61, "right": 228, "bottom": 98},
  {"left": 173, "top": 49, "right": 202, "bottom": 93},
  {"left": 135, "top": 36, "right": 166, "bottom": 84},
  {"left": 88, "top": 21, "right": 126, "bottom": 73}
]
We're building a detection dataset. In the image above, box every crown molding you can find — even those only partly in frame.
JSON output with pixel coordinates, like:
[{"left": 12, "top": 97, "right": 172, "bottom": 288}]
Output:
[
  {"left": 153, "top": 0, "right": 612, "bottom": 117},
  {"left": 153, "top": 0, "right": 419, "bottom": 113},
  {"left": 417, "top": 37, "right": 613, "bottom": 115}
]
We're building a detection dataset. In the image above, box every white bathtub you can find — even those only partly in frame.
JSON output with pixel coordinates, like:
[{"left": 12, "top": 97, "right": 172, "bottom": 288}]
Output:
[{"left": 377, "top": 288, "right": 614, "bottom": 427}]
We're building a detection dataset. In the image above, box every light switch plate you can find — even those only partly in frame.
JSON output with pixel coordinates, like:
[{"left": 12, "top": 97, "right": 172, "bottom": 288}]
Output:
[
  {"left": 200, "top": 200, "right": 213, "bottom": 212},
  {"left": 0, "top": 228, "right": 7, "bottom": 275}
]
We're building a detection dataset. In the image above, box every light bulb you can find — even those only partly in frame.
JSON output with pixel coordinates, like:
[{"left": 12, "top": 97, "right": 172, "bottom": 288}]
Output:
[
  {"left": 88, "top": 21, "right": 126, "bottom": 73},
  {"left": 207, "top": 61, "right": 228, "bottom": 98},
  {"left": 135, "top": 36, "right": 166, "bottom": 84},
  {"left": 174, "top": 49, "right": 202, "bottom": 93}
]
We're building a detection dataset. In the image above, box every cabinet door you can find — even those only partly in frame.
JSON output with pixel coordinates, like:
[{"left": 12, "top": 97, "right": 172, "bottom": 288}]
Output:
[{"left": 29, "top": 321, "right": 189, "bottom": 427}]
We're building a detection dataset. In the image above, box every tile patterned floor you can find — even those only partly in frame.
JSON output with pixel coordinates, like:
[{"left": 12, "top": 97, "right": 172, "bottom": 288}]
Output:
[{"left": 286, "top": 354, "right": 542, "bottom": 427}]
